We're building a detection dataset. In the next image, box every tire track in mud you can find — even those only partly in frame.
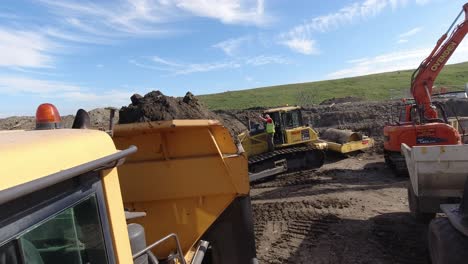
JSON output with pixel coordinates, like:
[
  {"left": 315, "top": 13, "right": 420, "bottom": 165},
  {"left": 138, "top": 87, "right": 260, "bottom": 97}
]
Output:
[
  {"left": 371, "top": 214, "right": 428, "bottom": 264},
  {"left": 251, "top": 170, "right": 320, "bottom": 189},
  {"left": 251, "top": 157, "right": 429, "bottom": 263},
  {"left": 252, "top": 200, "right": 345, "bottom": 263}
]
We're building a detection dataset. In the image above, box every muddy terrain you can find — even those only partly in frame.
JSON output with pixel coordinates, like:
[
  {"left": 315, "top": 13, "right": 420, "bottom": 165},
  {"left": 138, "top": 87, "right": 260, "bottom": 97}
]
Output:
[{"left": 251, "top": 153, "right": 428, "bottom": 264}]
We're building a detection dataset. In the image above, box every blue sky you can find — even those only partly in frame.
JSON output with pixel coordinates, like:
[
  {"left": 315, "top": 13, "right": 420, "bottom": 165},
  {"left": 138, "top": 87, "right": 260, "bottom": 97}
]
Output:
[{"left": 1, "top": 0, "right": 468, "bottom": 116}]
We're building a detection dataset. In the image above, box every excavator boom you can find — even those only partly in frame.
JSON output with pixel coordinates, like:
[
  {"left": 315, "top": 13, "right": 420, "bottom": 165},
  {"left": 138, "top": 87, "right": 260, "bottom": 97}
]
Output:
[{"left": 411, "top": 3, "right": 468, "bottom": 120}]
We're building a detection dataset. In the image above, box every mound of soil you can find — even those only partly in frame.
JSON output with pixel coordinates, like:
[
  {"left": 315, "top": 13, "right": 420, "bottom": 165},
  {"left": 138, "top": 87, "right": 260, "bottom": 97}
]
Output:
[
  {"left": 118, "top": 90, "right": 248, "bottom": 142},
  {"left": 119, "top": 91, "right": 218, "bottom": 123}
]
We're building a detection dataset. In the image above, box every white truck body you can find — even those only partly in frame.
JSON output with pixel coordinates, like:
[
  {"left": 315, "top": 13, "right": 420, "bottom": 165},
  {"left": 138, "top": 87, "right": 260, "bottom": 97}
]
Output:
[
  {"left": 402, "top": 143, "right": 468, "bottom": 216},
  {"left": 402, "top": 143, "right": 468, "bottom": 198}
]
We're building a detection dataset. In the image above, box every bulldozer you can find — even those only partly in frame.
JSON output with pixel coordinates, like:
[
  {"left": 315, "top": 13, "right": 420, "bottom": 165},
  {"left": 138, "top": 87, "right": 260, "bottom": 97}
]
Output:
[
  {"left": 0, "top": 103, "right": 257, "bottom": 264},
  {"left": 238, "top": 106, "right": 374, "bottom": 181}
]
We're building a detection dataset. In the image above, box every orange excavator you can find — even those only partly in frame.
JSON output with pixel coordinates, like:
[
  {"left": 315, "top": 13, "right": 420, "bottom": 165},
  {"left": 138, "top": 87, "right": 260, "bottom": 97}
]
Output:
[{"left": 384, "top": 3, "right": 468, "bottom": 176}]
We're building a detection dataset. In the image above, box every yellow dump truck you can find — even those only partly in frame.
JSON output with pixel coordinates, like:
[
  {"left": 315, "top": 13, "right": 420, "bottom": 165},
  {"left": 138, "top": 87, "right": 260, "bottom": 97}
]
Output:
[{"left": 0, "top": 105, "right": 257, "bottom": 264}]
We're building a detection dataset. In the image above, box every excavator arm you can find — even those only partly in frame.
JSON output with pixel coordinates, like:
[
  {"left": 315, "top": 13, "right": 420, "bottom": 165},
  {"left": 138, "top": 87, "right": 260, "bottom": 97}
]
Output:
[{"left": 411, "top": 3, "right": 468, "bottom": 120}]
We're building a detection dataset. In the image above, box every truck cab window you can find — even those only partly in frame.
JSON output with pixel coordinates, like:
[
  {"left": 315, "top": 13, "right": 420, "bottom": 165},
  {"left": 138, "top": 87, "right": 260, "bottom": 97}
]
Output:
[{"left": 0, "top": 195, "right": 108, "bottom": 264}]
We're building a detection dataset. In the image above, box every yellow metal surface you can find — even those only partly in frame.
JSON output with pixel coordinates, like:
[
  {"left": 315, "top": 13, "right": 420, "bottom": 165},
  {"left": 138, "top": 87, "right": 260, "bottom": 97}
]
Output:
[
  {"left": 326, "top": 137, "right": 375, "bottom": 153},
  {"left": 239, "top": 126, "right": 321, "bottom": 157},
  {"left": 264, "top": 106, "right": 301, "bottom": 113},
  {"left": 112, "top": 120, "right": 249, "bottom": 258},
  {"left": 101, "top": 168, "right": 134, "bottom": 264},
  {"left": 0, "top": 129, "right": 134, "bottom": 263},
  {"left": 282, "top": 127, "right": 319, "bottom": 146},
  {"left": 238, "top": 130, "right": 269, "bottom": 157},
  {"left": 0, "top": 129, "right": 118, "bottom": 191}
]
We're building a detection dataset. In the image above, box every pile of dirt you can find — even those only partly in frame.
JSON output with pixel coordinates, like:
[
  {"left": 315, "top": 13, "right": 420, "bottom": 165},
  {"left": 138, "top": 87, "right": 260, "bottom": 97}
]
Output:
[
  {"left": 118, "top": 90, "right": 248, "bottom": 142},
  {"left": 119, "top": 91, "right": 218, "bottom": 123},
  {"left": 319, "top": 96, "right": 363, "bottom": 105}
]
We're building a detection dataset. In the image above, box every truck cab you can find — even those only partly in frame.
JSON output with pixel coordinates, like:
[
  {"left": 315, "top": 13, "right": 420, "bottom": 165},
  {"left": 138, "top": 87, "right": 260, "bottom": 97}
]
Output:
[{"left": 0, "top": 129, "right": 136, "bottom": 264}]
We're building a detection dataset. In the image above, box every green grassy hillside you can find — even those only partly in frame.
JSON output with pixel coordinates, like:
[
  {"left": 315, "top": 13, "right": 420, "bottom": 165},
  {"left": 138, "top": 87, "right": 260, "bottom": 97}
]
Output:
[{"left": 199, "top": 61, "right": 468, "bottom": 110}]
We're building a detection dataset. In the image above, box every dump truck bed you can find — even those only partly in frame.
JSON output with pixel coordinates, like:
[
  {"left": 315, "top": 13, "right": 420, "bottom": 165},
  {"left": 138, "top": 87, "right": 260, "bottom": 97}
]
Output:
[
  {"left": 112, "top": 120, "right": 256, "bottom": 263},
  {"left": 402, "top": 143, "right": 468, "bottom": 215},
  {"left": 402, "top": 143, "right": 468, "bottom": 198}
]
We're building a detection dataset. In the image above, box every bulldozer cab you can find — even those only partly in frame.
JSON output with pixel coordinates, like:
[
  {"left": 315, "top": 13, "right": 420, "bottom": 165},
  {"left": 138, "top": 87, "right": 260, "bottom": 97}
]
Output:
[{"left": 264, "top": 106, "right": 304, "bottom": 145}]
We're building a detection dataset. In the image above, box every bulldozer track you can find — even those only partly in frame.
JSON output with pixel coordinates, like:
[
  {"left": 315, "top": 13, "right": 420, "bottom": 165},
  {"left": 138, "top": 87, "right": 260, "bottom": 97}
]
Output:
[
  {"left": 248, "top": 145, "right": 320, "bottom": 165},
  {"left": 384, "top": 151, "right": 409, "bottom": 177},
  {"left": 248, "top": 145, "right": 325, "bottom": 174}
]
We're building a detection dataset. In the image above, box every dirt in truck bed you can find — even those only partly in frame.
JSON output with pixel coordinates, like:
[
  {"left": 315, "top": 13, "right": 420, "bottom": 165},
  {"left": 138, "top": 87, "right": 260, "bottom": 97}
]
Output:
[
  {"left": 119, "top": 91, "right": 219, "bottom": 123},
  {"left": 251, "top": 153, "right": 429, "bottom": 264}
]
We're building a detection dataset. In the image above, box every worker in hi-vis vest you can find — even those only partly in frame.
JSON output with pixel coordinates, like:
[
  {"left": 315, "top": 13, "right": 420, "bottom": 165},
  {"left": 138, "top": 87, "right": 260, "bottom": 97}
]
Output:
[{"left": 259, "top": 114, "right": 275, "bottom": 151}]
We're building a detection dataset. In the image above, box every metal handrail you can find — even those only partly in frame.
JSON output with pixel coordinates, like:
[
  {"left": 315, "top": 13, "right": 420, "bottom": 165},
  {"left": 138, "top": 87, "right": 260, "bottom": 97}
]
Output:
[{"left": 132, "top": 233, "right": 186, "bottom": 264}]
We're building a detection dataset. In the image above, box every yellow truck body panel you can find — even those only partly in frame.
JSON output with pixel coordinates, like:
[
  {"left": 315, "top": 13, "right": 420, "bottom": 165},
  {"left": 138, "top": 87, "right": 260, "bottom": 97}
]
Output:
[
  {"left": 112, "top": 120, "right": 250, "bottom": 257},
  {"left": 0, "top": 120, "right": 255, "bottom": 263},
  {"left": 0, "top": 129, "right": 134, "bottom": 264}
]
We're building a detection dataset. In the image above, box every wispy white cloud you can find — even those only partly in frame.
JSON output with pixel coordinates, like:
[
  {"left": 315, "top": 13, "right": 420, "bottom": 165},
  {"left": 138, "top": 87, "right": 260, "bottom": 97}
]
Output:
[
  {"left": 279, "top": 0, "right": 425, "bottom": 54},
  {"left": 38, "top": 0, "right": 171, "bottom": 37},
  {"left": 129, "top": 59, "right": 169, "bottom": 71},
  {"left": 131, "top": 54, "right": 289, "bottom": 75},
  {"left": 397, "top": 27, "right": 422, "bottom": 44},
  {"left": 213, "top": 36, "right": 250, "bottom": 56},
  {"left": 176, "top": 0, "right": 270, "bottom": 25},
  {"left": 245, "top": 55, "right": 289, "bottom": 66},
  {"left": 56, "top": 90, "right": 131, "bottom": 103},
  {"left": 399, "top": 27, "right": 422, "bottom": 38},
  {"left": 327, "top": 45, "right": 468, "bottom": 79},
  {"left": 46, "top": 89, "right": 133, "bottom": 116},
  {"left": 43, "top": 27, "right": 110, "bottom": 44},
  {"left": 280, "top": 38, "right": 319, "bottom": 55},
  {"left": 174, "top": 61, "right": 242, "bottom": 75},
  {"left": 38, "top": 0, "right": 269, "bottom": 40},
  {"left": 0, "top": 75, "right": 132, "bottom": 112},
  {"left": 0, "top": 76, "right": 81, "bottom": 94},
  {"left": 415, "top": 0, "right": 431, "bottom": 5},
  {"left": 152, "top": 56, "right": 182, "bottom": 67},
  {"left": 131, "top": 58, "right": 239, "bottom": 74},
  {"left": 0, "top": 28, "right": 55, "bottom": 68}
]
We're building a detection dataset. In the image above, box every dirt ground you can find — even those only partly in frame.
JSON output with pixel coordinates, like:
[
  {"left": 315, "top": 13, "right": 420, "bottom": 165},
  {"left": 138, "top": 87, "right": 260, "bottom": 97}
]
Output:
[{"left": 251, "top": 153, "right": 429, "bottom": 264}]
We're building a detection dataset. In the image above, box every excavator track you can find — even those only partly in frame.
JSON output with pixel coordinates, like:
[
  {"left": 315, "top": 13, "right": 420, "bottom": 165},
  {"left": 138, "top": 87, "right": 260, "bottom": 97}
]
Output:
[
  {"left": 384, "top": 151, "right": 409, "bottom": 177},
  {"left": 248, "top": 146, "right": 325, "bottom": 173}
]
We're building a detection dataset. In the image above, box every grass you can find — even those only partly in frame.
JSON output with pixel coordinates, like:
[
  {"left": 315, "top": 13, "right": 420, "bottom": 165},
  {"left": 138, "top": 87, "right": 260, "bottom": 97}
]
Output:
[{"left": 199, "top": 61, "right": 468, "bottom": 110}]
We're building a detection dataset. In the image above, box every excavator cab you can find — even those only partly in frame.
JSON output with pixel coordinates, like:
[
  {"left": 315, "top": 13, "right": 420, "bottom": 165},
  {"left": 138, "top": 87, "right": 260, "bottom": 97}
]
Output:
[{"left": 394, "top": 101, "right": 449, "bottom": 125}]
